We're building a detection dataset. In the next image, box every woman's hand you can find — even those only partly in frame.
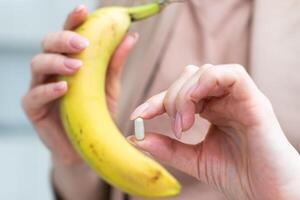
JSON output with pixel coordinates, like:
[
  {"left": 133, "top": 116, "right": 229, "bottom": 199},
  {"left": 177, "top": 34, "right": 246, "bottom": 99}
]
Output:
[
  {"left": 22, "top": 5, "right": 138, "bottom": 166},
  {"left": 128, "top": 64, "right": 300, "bottom": 199}
]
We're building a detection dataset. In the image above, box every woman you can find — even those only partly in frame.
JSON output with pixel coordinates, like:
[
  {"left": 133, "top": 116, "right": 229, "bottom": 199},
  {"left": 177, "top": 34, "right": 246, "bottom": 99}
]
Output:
[{"left": 22, "top": 0, "right": 300, "bottom": 199}]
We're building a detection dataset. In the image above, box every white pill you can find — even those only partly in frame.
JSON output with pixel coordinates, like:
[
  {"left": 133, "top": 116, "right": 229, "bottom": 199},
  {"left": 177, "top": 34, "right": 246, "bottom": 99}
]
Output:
[{"left": 134, "top": 118, "right": 145, "bottom": 141}]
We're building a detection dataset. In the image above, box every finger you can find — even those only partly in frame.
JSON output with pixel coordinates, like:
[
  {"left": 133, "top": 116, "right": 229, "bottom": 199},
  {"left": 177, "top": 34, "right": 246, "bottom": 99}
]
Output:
[
  {"left": 178, "top": 65, "right": 238, "bottom": 129},
  {"left": 105, "top": 33, "right": 139, "bottom": 111},
  {"left": 190, "top": 64, "right": 256, "bottom": 102},
  {"left": 64, "top": 5, "right": 88, "bottom": 30},
  {"left": 164, "top": 65, "right": 199, "bottom": 118},
  {"left": 107, "top": 33, "right": 139, "bottom": 77},
  {"left": 163, "top": 65, "right": 199, "bottom": 138},
  {"left": 130, "top": 91, "right": 166, "bottom": 120},
  {"left": 22, "top": 81, "right": 67, "bottom": 120},
  {"left": 30, "top": 54, "right": 82, "bottom": 87},
  {"left": 174, "top": 64, "right": 213, "bottom": 132},
  {"left": 127, "top": 133, "right": 199, "bottom": 178},
  {"left": 42, "top": 31, "right": 89, "bottom": 53}
]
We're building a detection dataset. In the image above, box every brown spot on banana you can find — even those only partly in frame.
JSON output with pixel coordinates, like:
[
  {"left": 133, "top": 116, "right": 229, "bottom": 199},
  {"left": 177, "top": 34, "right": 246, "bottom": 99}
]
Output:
[
  {"left": 89, "top": 143, "right": 103, "bottom": 163},
  {"left": 151, "top": 170, "right": 162, "bottom": 183}
]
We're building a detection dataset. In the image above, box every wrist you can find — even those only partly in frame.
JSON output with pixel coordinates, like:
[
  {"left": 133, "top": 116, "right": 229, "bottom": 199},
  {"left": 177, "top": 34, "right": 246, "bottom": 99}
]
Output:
[
  {"left": 52, "top": 158, "right": 102, "bottom": 200},
  {"left": 52, "top": 155, "right": 89, "bottom": 172},
  {"left": 51, "top": 151, "right": 84, "bottom": 168}
]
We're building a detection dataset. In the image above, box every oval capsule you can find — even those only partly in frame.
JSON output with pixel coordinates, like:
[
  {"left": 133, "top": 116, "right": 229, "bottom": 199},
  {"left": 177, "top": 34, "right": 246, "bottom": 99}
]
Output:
[{"left": 134, "top": 117, "right": 145, "bottom": 141}]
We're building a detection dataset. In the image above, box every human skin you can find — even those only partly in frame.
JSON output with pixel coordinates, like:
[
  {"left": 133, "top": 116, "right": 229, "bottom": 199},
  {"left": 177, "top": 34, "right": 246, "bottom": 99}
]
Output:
[
  {"left": 129, "top": 64, "right": 300, "bottom": 200},
  {"left": 22, "top": 5, "right": 138, "bottom": 199},
  {"left": 22, "top": 4, "right": 300, "bottom": 200}
]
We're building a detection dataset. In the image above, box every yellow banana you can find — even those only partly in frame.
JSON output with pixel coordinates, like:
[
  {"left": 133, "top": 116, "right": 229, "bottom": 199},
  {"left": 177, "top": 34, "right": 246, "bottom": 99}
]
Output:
[{"left": 59, "top": 1, "right": 181, "bottom": 198}]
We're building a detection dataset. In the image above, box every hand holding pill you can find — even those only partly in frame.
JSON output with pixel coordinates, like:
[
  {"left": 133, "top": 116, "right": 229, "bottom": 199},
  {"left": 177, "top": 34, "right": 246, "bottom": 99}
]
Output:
[{"left": 128, "top": 64, "right": 300, "bottom": 199}]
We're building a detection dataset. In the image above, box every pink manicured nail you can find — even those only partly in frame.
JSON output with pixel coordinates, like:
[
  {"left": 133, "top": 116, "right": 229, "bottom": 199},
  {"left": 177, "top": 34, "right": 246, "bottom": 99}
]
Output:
[
  {"left": 74, "top": 5, "right": 86, "bottom": 13},
  {"left": 130, "top": 103, "right": 149, "bottom": 120},
  {"left": 64, "top": 59, "right": 82, "bottom": 70},
  {"left": 127, "top": 135, "right": 145, "bottom": 151},
  {"left": 70, "top": 36, "right": 89, "bottom": 50},
  {"left": 54, "top": 81, "right": 67, "bottom": 92},
  {"left": 127, "top": 135, "right": 138, "bottom": 146},
  {"left": 127, "top": 136, "right": 152, "bottom": 156},
  {"left": 174, "top": 112, "right": 182, "bottom": 139},
  {"left": 129, "top": 32, "right": 139, "bottom": 42}
]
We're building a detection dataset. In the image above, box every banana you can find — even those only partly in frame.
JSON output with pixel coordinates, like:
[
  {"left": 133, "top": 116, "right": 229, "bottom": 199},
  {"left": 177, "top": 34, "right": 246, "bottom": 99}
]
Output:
[{"left": 59, "top": 1, "right": 181, "bottom": 198}]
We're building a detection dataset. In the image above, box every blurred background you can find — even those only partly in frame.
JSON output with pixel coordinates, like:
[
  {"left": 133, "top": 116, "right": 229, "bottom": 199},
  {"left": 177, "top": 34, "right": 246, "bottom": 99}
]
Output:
[{"left": 0, "top": 0, "right": 98, "bottom": 199}]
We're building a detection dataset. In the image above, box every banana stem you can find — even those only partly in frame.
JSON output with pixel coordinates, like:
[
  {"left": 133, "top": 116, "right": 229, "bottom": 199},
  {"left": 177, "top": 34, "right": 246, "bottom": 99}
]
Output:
[
  {"left": 127, "top": 1, "right": 163, "bottom": 21},
  {"left": 128, "top": 0, "right": 186, "bottom": 21}
]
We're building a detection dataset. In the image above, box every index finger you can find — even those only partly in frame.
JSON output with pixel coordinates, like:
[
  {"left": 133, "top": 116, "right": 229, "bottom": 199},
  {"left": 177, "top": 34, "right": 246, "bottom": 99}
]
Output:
[
  {"left": 130, "top": 91, "right": 167, "bottom": 120},
  {"left": 190, "top": 64, "right": 255, "bottom": 102},
  {"left": 63, "top": 4, "right": 88, "bottom": 30}
]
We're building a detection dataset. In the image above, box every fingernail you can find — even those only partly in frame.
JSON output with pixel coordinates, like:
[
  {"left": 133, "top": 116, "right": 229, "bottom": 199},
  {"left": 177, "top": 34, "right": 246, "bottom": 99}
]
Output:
[
  {"left": 54, "top": 81, "right": 67, "bottom": 92},
  {"left": 174, "top": 112, "right": 182, "bottom": 139},
  {"left": 74, "top": 4, "right": 85, "bottom": 13},
  {"left": 127, "top": 135, "right": 142, "bottom": 148},
  {"left": 127, "top": 136, "right": 152, "bottom": 156},
  {"left": 70, "top": 36, "right": 89, "bottom": 50},
  {"left": 64, "top": 59, "right": 82, "bottom": 70},
  {"left": 129, "top": 32, "right": 139, "bottom": 42},
  {"left": 130, "top": 103, "right": 149, "bottom": 120}
]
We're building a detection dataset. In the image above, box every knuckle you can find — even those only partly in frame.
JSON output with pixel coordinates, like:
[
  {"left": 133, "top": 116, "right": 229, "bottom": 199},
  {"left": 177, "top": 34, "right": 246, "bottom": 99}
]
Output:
[
  {"left": 205, "top": 67, "right": 218, "bottom": 78},
  {"left": 59, "top": 31, "right": 74, "bottom": 49},
  {"left": 232, "top": 64, "right": 246, "bottom": 73},
  {"left": 41, "top": 33, "right": 52, "bottom": 49},
  {"left": 59, "top": 31, "right": 69, "bottom": 41},
  {"left": 183, "top": 64, "right": 199, "bottom": 73},
  {"left": 202, "top": 63, "right": 214, "bottom": 69},
  {"left": 30, "top": 54, "right": 41, "bottom": 73},
  {"left": 42, "top": 85, "right": 51, "bottom": 97},
  {"left": 50, "top": 55, "right": 62, "bottom": 70},
  {"left": 57, "top": 32, "right": 67, "bottom": 49}
]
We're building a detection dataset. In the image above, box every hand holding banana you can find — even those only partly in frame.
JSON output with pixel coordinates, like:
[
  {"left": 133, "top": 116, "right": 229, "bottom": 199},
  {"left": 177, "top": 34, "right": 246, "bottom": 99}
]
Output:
[
  {"left": 23, "top": 2, "right": 180, "bottom": 198},
  {"left": 58, "top": 1, "right": 180, "bottom": 198}
]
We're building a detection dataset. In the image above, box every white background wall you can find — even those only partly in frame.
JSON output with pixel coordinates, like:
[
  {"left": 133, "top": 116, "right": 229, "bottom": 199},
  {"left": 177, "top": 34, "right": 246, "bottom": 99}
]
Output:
[{"left": 0, "top": 1, "right": 97, "bottom": 199}]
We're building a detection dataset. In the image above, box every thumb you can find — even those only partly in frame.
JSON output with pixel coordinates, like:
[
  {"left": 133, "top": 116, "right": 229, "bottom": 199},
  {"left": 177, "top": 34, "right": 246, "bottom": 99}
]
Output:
[{"left": 127, "top": 133, "right": 199, "bottom": 178}]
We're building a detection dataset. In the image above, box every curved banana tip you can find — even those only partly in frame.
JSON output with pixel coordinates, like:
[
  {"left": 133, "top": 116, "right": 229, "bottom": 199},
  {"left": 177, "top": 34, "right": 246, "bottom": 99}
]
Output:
[
  {"left": 169, "top": 183, "right": 181, "bottom": 196},
  {"left": 158, "top": 183, "right": 181, "bottom": 198},
  {"left": 158, "top": 177, "right": 181, "bottom": 198}
]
